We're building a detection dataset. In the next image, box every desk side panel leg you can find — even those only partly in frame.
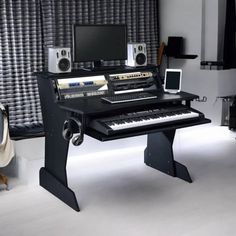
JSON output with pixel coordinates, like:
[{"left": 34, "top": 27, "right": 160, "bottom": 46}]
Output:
[
  {"left": 40, "top": 115, "right": 80, "bottom": 212},
  {"left": 144, "top": 130, "right": 192, "bottom": 183},
  {"left": 37, "top": 76, "right": 80, "bottom": 211}
]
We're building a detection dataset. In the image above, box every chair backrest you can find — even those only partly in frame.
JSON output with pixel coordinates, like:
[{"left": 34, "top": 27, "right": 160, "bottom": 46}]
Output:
[
  {"left": 0, "top": 108, "right": 3, "bottom": 144},
  {"left": 0, "top": 103, "right": 14, "bottom": 168}
]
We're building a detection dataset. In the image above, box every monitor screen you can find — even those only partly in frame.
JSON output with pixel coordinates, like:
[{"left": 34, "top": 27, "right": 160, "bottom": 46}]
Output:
[{"left": 72, "top": 24, "right": 127, "bottom": 64}]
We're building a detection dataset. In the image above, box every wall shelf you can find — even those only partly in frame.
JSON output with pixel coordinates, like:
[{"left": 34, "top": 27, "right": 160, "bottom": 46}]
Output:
[
  {"left": 174, "top": 54, "right": 198, "bottom": 59},
  {"left": 200, "top": 61, "right": 224, "bottom": 70}
]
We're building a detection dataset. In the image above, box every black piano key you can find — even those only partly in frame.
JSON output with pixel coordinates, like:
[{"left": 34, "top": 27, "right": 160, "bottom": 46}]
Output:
[
  {"left": 123, "top": 118, "right": 131, "bottom": 123},
  {"left": 142, "top": 116, "right": 150, "bottom": 120}
]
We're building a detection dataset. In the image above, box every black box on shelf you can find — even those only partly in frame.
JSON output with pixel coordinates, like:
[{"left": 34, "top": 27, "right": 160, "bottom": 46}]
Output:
[{"left": 166, "top": 37, "right": 183, "bottom": 57}]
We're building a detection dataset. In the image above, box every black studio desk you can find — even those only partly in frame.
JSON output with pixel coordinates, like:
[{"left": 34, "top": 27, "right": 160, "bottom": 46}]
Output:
[{"left": 36, "top": 66, "right": 210, "bottom": 211}]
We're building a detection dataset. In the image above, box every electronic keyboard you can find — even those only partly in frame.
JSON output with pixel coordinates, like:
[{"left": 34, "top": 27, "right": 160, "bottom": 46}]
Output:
[{"left": 88, "top": 105, "right": 203, "bottom": 135}]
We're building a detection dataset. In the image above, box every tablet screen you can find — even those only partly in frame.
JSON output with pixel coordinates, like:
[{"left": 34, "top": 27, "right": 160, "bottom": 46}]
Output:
[{"left": 164, "top": 69, "right": 182, "bottom": 93}]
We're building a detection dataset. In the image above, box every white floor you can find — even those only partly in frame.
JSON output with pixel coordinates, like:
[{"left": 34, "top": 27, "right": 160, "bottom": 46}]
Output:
[{"left": 1, "top": 124, "right": 236, "bottom": 236}]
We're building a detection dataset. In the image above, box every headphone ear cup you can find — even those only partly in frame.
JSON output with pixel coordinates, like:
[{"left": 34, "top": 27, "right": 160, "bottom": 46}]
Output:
[
  {"left": 69, "top": 117, "right": 83, "bottom": 146},
  {"left": 62, "top": 128, "right": 73, "bottom": 141},
  {"left": 62, "top": 117, "right": 84, "bottom": 145},
  {"left": 72, "top": 133, "right": 84, "bottom": 146},
  {"left": 62, "top": 120, "right": 73, "bottom": 141}
]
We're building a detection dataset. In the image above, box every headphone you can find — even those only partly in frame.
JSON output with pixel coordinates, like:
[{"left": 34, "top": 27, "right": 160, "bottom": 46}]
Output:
[{"left": 62, "top": 117, "right": 84, "bottom": 146}]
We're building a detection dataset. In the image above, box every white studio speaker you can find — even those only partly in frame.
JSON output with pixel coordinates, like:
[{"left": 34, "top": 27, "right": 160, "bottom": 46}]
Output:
[
  {"left": 126, "top": 43, "right": 147, "bottom": 67},
  {"left": 48, "top": 47, "right": 71, "bottom": 73}
]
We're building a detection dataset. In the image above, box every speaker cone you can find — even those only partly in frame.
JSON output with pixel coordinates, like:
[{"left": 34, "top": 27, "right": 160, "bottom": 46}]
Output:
[
  {"left": 58, "top": 58, "right": 71, "bottom": 72},
  {"left": 136, "top": 53, "right": 146, "bottom": 65}
]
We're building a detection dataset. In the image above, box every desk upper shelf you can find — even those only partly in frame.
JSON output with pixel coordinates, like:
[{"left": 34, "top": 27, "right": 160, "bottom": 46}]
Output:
[
  {"left": 35, "top": 65, "right": 198, "bottom": 116},
  {"left": 57, "top": 91, "right": 199, "bottom": 116}
]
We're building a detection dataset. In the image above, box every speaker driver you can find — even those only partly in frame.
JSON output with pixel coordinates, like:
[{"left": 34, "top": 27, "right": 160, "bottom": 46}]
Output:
[
  {"left": 136, "top": 53, "right": 146, "bottom": 65},
  {"left": 58, "top": 58, "right": 71, "bottom": 72}
]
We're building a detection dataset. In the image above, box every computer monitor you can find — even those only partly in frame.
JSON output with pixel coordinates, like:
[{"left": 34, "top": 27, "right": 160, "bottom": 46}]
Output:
[{"left": 72, "top": 24, "right": 127, "bottom": 69}]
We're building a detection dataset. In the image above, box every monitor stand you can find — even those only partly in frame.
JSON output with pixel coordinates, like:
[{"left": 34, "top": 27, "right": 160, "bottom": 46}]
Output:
[
  {"left": 93, "top": 60, "right": 103, "bottom": 68},
  {"left": 88, "top": 61, "right": 126, "bottom": 72}
]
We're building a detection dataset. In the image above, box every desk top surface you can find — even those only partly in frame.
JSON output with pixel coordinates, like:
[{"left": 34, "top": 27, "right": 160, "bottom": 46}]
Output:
[
  {"left": 58, "top": 91, "right": 198, "bottom": 116},
  {"left": 35, "top": 65, "right": 158, "bottom": 78}
]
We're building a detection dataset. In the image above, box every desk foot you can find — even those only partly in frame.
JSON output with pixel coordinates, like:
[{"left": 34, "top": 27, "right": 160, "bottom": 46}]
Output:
[
  {"left": 144, "top": 131, "right": 192, "bottom": 183},
  {"left": 175, "top": 161, "right": 192, "bottom": 183},
  {"left": 40, "top": 168, "right": 80, "bottom": 211}
]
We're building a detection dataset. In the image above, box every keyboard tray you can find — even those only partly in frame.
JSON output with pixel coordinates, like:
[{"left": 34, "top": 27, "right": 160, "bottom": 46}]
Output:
[{"left": 86, "top": 118, "right": 211, "bottom": 141}]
